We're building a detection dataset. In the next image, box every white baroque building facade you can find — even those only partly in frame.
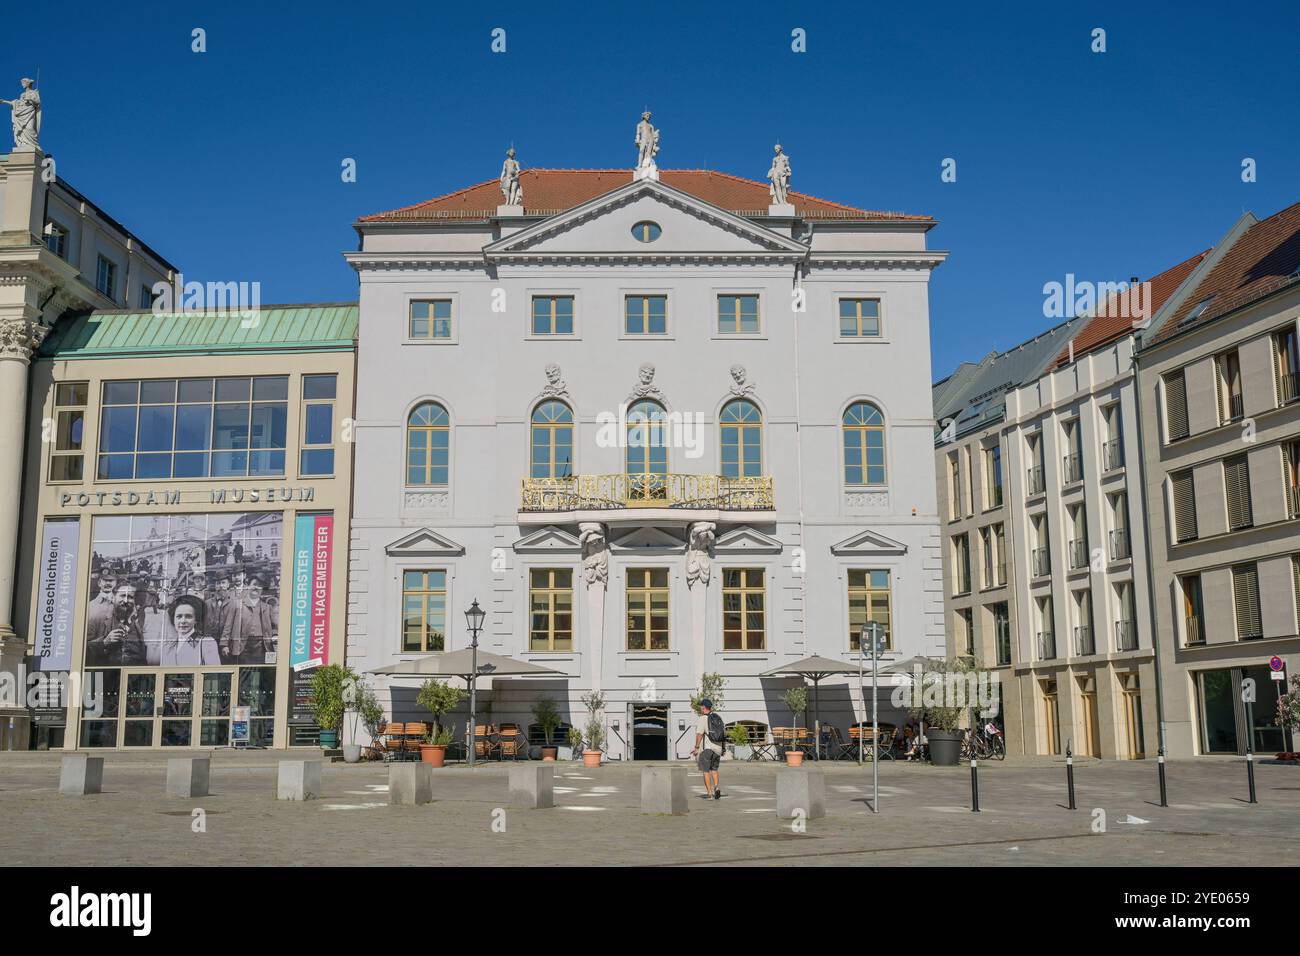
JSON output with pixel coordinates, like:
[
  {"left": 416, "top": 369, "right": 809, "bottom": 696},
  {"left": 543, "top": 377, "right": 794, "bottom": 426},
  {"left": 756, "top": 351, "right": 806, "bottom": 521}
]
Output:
[{"left": 345, "top": 145, "right": 946, "bottom": 759}]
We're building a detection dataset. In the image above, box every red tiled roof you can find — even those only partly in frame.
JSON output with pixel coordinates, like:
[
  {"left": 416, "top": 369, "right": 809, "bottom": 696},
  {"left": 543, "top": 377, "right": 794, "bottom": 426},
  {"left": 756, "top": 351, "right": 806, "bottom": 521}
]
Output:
[
  {"left": 1050, "top": 250, "right": 1210, "bottom": 368},
  {"left": 1147, "top": 201, "right": 1300, "bottom": 347},
  {"left": 358, "top": 169, "right": 931, "bottom": 223}
]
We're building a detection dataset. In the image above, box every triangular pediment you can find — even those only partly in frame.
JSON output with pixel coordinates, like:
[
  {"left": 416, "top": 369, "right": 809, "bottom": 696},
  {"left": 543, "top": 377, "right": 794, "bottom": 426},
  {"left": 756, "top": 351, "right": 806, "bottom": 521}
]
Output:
[
  {"left": 484, "top": 179, "right": 808, "bottom": 259},
  {"left": 830, "top": 529, "right": 908, "bottom": 556},
  {"left": 715, "top": 526, "right": 783, "bottom": 554},
  {"left": 609, "top": 526, "right": 686, "bottom": 553},
  {"left": 512, "top": 526, "right": 582, "bottom": 553},
  {"left": 385, "top": 527, "right": 466, "bottom": 557}
]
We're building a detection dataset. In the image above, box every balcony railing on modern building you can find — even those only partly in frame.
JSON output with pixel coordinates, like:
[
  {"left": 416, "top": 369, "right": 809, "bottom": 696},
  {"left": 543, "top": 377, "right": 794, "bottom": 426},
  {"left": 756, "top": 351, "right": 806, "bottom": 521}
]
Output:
[
  {"left": 1037, "top": 631, "right": 1056, "bottom": 660},
  {"left": 1109, "top": 527, "right": 1130, "bottom": 561},
  {"left": 1220, "top": 392, "right": 1244, "bottom": 424},
  {"left": 1063, "top": 452, "right": 1083, "bottom": 484},
  {"left": 1103, "top": 438, "right": 1124, "bottom": 471},
  {"left": 1279, "top": 371, "right": 1299, "bottom": 406},
  {"left": 1032, "top": 547, "right": 1051, "bottom": 577},
  {"left": 519, "top": 474, "right": 774, "bottom": 512},
  {"left": 1027, "top": 464, "right": 1045, "bottom": 496},
  {"left": 1185, "top": 615, "right": 1205, "bottom": 646},
  {"left": 1288, "top": 482, "right": 1300, "bottom": 520},
  {"left": 1068, "top": 538, "right": 1089, "bottom": 570},
  {"left": 1115, "top": 619, "right": 1137, "bottom": 651},
  {"left": 1073, "top": 625, "right": 1095, "bottom": 657}
]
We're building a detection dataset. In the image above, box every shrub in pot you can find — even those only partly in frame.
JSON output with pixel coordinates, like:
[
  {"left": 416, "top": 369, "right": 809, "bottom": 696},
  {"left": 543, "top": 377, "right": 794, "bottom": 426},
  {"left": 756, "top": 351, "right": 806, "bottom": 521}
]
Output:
[
  {"left": 416, "top": 678, "right": 466, "bottom": 767},
  {"left": 343, "top": 678, "right": 384, "bottom": 763},
  {"left": 782, "top": 686, "right": 808, "bottom": 767},
  {"left": 309, "top": 663, "right": 359, "bottom": 751},
  {"left": 564, "top": 726, "right": 583, "bottom": 761},
  {"left": 908, "top": 657, "right": 974, "bottom": 766},
  {"left": 727, "top": 723, "right": 752, "bottom": 762},
  {"left": 533, "top": 695, "right": 562, "bottom": 761},
  {"left": 579, "top": 691, "right": 605, "bottom": 766}
]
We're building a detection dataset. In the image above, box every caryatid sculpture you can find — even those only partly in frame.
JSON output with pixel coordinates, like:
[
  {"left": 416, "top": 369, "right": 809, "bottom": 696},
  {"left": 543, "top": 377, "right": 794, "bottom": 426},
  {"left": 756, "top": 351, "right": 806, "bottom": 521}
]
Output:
[
  {"left": 634, "top": 111, "right": 659, "bottom": 178},
  {"left": 767, "top": 144, "right": 791, "bottom": 206},
  {"left": 499, "top": 147, "right": 523, "bottom": 206},
  {"left": 1, "top": 78, "right": 41, "bottom": 150}
]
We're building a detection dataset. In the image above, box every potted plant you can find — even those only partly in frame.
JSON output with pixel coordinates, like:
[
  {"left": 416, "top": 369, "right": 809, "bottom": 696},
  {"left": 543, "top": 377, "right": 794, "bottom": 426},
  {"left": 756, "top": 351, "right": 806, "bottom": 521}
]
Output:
[
  {"left": 533, "top": 696, "right": 562, "bottom": 761},
  {"left": 343, "top": 678, "right": 384, "bottom": 763},
  {"left": 416, "top": 678, "right": 466, "bottom": 767},
  {"left": 1274, "top": 674, "right": 1300, "bottom": 762},
  {"left": 728, "top": 723, "right": 753, "bottom": 762},
  {"left": 565, "top": 726, "right": 583, "bottom": 761},
  {"left": 579, "top": 691, "right": 605, "bottom": 767},
  {"left": 782, "top": 686, "right": 808, "bottom": 766},
  {"left": 908, "top": 657, "right": 973, "bottom": 766},
  {"left": 309, "top": 663, "right": 358, "bottom": 751}
]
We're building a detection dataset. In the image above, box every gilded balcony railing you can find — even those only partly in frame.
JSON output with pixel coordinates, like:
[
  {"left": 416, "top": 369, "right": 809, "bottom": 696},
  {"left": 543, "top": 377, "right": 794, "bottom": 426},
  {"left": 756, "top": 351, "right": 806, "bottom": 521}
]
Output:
[{"left": 520, "top": 474, "right": 774, "bottom": 512}]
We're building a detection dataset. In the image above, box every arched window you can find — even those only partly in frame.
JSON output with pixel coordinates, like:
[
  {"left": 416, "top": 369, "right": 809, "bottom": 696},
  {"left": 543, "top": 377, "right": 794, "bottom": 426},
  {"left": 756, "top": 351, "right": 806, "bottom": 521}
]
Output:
[
  {"left": 530, "top": 401, "right": 574, "bottom": 479},
  {"left": 406, "top": 402, "right": 449, "bottom": 486},
  {"left": 842, "top": 402, "right": 886, "bottom": 485},
  {"left": 625, "top": 400, "right": 667, "bottom": 476},
  {"left": 720, "top": 400, "right": 762, "bottom": 478}
]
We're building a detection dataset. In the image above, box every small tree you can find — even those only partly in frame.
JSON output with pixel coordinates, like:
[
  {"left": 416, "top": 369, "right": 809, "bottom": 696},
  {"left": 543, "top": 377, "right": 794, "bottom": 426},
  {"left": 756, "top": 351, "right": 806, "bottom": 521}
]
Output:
[
  {"left": 907, "top": 657, "right": 977, "bottom": 732},
  {"left": 309, "top": 663, "right": 358, "bottom": 734},
  {"left": 416, "top": 679, "right": 467, "bottom": 743},
  {"left": 579, "top": 691, "right": 605, "bottom": 753},
  {"left": 532, "top": 695, "right": 561, "bottom": 746},
  {"left": 690, "top": 673, "right": 727, "bottom": 715},
  {"left": 346, "top": 677, "right": 386, "bottom": 745},
  {"left": 782, "top": 685, "right": 808, "bottom": 730}
]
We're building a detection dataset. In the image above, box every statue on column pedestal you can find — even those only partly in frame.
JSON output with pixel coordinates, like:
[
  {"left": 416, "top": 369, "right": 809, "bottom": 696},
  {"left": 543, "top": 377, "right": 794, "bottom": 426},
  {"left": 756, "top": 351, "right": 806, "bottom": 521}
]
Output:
[
  {"left": 1, "top": 78, "right": 41, "bottom": 151},
  {"left": 499, "top": 147, "right": 523, "bottom": 206},
  {"left": 634, "top": 111, "right": 659, "bottom": 180}
]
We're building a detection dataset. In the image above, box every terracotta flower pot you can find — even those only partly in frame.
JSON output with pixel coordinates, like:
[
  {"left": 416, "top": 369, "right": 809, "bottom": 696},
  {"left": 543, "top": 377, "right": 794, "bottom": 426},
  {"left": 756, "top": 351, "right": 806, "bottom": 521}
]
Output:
[
  {"left": 541, "top": 746, "right": 558, "bottom": 762},
  {"left": 785, "top": 750, "right": 804, "bottom": 767},
  {"left": 420, "top": 744, "right": 447, "bottom": 767},
  {"left": 582, "top": 749, "right": 602, "bottom": 768}
]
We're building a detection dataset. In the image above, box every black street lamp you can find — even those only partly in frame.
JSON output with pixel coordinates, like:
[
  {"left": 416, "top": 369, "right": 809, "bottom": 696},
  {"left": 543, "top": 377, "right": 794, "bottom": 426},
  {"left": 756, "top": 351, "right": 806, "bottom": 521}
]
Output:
[{"left": 465, "top": 599, "right": 485, "bottom": 768}]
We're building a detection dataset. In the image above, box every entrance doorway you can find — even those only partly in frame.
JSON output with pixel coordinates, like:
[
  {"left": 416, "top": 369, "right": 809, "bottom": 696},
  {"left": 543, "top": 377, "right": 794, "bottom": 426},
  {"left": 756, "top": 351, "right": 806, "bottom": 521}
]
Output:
[
  {"left": 1077, "top": 677, "right": 1100, "bottom": 757},
  {"left": 1040, "top": 679, "right": 1061, "bottom": 755},
  {"left": 629, "top": 704, "right": 669, "bottom": 760}
]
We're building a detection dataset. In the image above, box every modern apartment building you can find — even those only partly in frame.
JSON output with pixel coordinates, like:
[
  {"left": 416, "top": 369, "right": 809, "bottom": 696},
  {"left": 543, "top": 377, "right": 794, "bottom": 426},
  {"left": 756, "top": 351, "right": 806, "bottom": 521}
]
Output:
[
  {"left": 345, "top": 133, "right": 948, "bottom": 759},
  {"left": 932, "top": 315, "right": 1087, "bottom": 755},
  {"left": 1135, "top": 202, "right": 1300, "bottom": 758}
]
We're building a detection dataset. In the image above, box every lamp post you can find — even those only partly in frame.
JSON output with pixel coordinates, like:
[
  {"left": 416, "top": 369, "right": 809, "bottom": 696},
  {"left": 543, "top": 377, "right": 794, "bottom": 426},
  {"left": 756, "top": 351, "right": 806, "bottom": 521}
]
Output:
[
  {"left": 464, "top": 599, "right": 486, "bottom": 768},
  {"left": 859, "top": 621, "right": 884, "bottom": 814}
]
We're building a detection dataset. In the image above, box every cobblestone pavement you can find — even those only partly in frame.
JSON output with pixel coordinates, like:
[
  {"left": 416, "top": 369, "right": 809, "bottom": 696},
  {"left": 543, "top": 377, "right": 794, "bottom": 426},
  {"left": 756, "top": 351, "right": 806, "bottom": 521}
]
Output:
[{"left": 2, "top": 751, "right": 1297, "bottom": 866}]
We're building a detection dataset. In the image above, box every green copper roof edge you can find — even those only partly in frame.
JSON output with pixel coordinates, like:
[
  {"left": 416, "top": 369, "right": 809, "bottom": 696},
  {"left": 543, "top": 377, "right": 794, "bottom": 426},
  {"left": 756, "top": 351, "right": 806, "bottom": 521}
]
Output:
[{"left": 34, "top": 342, "right": 356, "bottom": 361}]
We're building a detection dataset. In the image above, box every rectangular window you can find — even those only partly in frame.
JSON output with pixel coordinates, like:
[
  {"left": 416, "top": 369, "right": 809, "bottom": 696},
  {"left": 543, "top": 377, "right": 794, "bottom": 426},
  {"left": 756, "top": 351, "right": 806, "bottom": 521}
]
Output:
[
  {"left": 1275, "top": 327, "right": 1299, "bottom": 405},
  {"left": 531, "top": 295, "right": 574, "bottom": 335},
  {"left": 529, "top": 569, "right": 573, "bottom": 651},
  {"left": 624, "top": 295, "right": 667, "bottom": 335},
  {"left": 45, "top": 223, "right": 67, "bottom": 258},
  {"left": 1182, "top": 574, "right": 1205, "bottom": 645},
  {"left": 838, "top": 298, "right": 881, "bottom": 337},
  {"left": 1285, "top": 441, "right": 1300, "bottom": 519},
  {"left": 97, "top": 376, "right": 288, "bottom": 480},
  {"left": 1216, "top": 350, "right": 1243, "bottom": 423},
  {"left": 993, "top": 602, "right": 1011, "bottom": 666},
  {"left": 717, "top": 294, "right": 759, "bottom": 334},
  {"left": 722, "top": 568, "right": 765, "bottom": 650},
  {"left": 627, "top": 569, "right": 669, "bottom": 650},
  {"left": 1171, "top": 470, "right": 1198, "bottom": 542},
  {"left": 1223, "top": 454, "right": 1253, "bottom": 531},
  {"left": 1232, "top": 564, "right": 1262, "bottom": 640},
  {"left": 953, "top": 535, "right": 971, "bottom": 594},
  {"left": 49, "top": 382, "right": 88, "bottom": 481},
  {"left": 848, "top": 569, "right": 892, "bottom": 651},
  {"left": 948, "top": 454, "right": 961, "bottom": 518},
  {"left": 985, "top": 444, "right": 1003, "bottom": 508},
  {"left": 1164, "top": 370, "right": 1189, "bottom": 441},
  {"left": 95, "top": 255, "right": 117, "bottom": 300},
  {"left": 409, "top": 299, "right": 452, "bottom": 339},
  {"left": 401, "top": 570, "right": 446, "bottom": 652},
  {"left": 299, "top": 374, "right": 337, "bottom": 476},
  {"left": 959, "top": 607, "right": 974, "bottom": 657},
  {"left": 139, "top": 284, "right": 156, "bottom": 310}
]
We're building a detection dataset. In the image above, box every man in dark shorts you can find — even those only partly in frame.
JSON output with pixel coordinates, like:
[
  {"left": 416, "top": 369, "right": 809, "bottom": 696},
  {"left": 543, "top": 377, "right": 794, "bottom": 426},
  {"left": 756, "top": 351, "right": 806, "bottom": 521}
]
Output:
[{"left": 691, "top": 699, "right": 724, "bottom": 800}]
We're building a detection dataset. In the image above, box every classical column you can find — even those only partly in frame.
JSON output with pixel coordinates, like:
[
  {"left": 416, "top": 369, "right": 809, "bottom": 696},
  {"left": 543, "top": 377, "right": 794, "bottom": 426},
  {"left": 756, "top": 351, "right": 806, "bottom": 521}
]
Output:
[
  {"left": 0, "top": 316, "right": 47, "bottom": 750},
  {"left": 686, "top": 522, "right": 717, "bottom": 690},
  {"left": 579, "top": 523, "right": 608, "bottom": 694}
]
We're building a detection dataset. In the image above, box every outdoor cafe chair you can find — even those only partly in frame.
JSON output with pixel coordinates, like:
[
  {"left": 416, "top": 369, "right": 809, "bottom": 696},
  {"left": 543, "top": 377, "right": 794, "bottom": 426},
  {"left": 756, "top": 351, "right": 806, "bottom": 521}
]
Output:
[
  {"left": 381, "top": 722, "right": 408, "bottom": 762},
  {"left": 497, "top": 726, "right": 527, "bottom": 761},
  {"left": 403, "top": 723, "right": 428, "bottom": 758},
  {"left": 474, "top": 724, "right": 499, "bottom": 761}
]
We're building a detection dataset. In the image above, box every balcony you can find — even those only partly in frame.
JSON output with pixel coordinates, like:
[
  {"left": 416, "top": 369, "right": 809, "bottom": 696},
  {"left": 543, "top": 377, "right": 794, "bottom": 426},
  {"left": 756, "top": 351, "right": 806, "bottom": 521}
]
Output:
[
  {"left": 1279, "top": 371, "right": 1299, "bottom": 405},
  {"left": 1063, "top": 452, "right": 1083, "bottom": 484},
  {"left": 1185, "top": 615, "right": 1204, "bottom": 646},
  {"left": 1068, "top": 538, "right": 1090, "bottom": 570},
  {"left": 1027, "top": 465, "right": 1045, "bottom": 496},
  {"left": 1032, "top": 547, "right": 1051, "bottom": 578},
  {"left": 1109, "top": 527, "right": 1130, "bottom": 561},
  {"left": 519, "top": 474, "right": 773, "bottom": 515},
  {"left": 1073, "top": 625, "right": 1095, "bottom": 657},
  {"left": 1037, "top": 631, "right": 1056, "bottom": 660},
  {"left": 1115, "top": 619, "right": 1137, "bottom": 651},
  {"left": 1221, "top": 392, "right": 1244, "bottom": 424},
  {"left": 1103, "top": 438, "right": 1124, "bottom": 471},
  {"left": 1288, "top": 482, "right": 1300, "bottom": 520}
]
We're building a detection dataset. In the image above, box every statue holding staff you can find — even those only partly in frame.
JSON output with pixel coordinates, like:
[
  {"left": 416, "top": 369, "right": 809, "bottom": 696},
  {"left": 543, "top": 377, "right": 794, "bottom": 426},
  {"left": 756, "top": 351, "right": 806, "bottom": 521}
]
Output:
[{"left": 1, "top": 78, "right": 41, "bottom": 150}]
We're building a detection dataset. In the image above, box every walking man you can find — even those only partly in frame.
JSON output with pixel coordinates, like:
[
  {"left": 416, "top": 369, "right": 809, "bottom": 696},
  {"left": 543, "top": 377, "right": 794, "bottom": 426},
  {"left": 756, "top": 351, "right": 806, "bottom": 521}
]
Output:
[{"left": 691, "top": 699, "right": 726, "bottom": 800}]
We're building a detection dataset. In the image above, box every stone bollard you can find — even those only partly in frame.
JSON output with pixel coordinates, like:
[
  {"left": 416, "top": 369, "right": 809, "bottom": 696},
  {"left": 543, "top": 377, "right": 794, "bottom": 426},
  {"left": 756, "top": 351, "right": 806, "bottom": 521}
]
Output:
[
  {"left": 508, "top": 764, "right": 555, "bottom": 809},
  {"left": 277, "top": 760, "right": 321, "bottom": 801},
  {"left": 388, "top": 762, "right": 433, "bottom": 806},
  {"left": 166, "top": 757, "right": 210, "bottom": 797},
  {"left": 59, "top": 755, "right": 103, "bottom": 796},
  {"left": 641, "top": 764, "right": 689, "bottom": 815},
  {"left": 776, "top": 767, "right": 826, "bottom": 820}
]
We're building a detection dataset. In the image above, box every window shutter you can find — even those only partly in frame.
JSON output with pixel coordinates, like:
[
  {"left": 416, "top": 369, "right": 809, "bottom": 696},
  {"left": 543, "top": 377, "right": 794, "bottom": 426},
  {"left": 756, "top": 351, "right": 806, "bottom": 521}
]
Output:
[
  {"left": 1293, "top": 557, "right": 1300, "bottom": 627},
  {"left": 1224, "top": 456, "right": 1252, "bottom": 530},
  {"left": 1165, "top": 371, "right": 1189, "bottom": 440},
  {"left": 1232, "top": 565, "right": 1261, "bottom": 639},
  {"left": 1172, "top": 471, "right": 1197, "bottom": 541}
]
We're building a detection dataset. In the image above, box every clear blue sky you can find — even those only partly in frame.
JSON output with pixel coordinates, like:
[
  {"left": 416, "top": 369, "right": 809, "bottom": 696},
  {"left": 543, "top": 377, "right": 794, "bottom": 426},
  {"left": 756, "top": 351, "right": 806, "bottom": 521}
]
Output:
[{"left": 7, "top": 0, "right": 1298, "bottom": 379}]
